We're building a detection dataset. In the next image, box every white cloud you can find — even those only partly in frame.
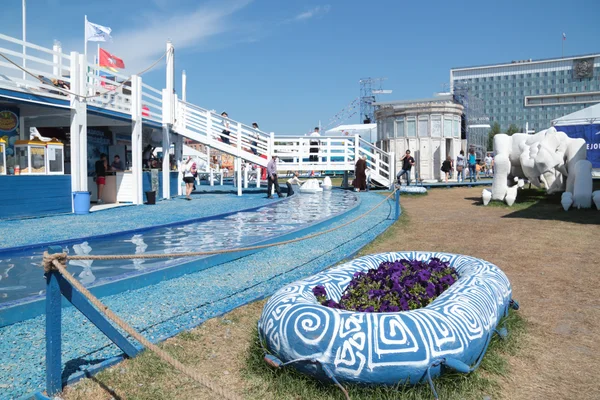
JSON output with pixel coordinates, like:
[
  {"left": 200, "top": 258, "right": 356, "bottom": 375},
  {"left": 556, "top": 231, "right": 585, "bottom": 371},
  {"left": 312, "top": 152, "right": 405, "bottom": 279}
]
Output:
[
  {"left": 292, "top": 5, "right": 331, "bottom": 22},
  {"left": 77, "top": 0, "right": 254, "bottom": 74}
]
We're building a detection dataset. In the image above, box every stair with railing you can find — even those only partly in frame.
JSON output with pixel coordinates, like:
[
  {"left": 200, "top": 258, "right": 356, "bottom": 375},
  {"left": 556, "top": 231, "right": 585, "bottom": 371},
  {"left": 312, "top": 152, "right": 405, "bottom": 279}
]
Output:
[{"left": 0, "top": 32, "right": 395, "bottom": 189}]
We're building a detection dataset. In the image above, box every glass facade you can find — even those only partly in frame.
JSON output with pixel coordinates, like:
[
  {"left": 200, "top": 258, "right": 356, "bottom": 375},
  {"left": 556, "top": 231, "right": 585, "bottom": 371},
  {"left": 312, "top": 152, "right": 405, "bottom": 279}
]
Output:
[{"left": 451, "top": 55, "right": 600, "bottom": 132}]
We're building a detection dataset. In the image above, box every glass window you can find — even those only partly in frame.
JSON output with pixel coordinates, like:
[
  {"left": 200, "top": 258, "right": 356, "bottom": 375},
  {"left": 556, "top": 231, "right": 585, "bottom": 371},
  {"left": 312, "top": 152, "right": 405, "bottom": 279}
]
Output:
[
  {"left": 407, "top": 118, "right": 416, "bottom": 137},
  {"left": 384, "top": 118, "right": 394, "bottom": 139},
  {"left": 395, "top": 118, "right": 405, "bottom": 137},
  {"left": 418, "top": 116, "right": 429, "bottom": 137},
  {"left": 443, "top": 117, "right": 453, "bottom": 138},
  {"left": 452, "top": 117, "right": 460, "bottom": 138},
  {"left": 431, "top": 115, "right": 442, "bottom": 137}
]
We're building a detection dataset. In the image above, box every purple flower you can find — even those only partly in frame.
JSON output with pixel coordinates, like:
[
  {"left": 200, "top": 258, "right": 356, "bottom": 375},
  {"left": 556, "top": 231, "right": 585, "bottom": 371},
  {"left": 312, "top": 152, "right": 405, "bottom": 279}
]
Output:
[
  {"left": 417, "top": 270, "right": 431, "bottom": 282},
  {"left": 312, "top": 285, "right": 327, "bottom": 298},
  {"left": 365, "top": 306, "right": 375, "bottom": 313},
  {"left": 324, "top": 299, "right": 341, "bottom": 309},
  {"left": 425, "top": 283, "right": 436, "bottom": 298}
]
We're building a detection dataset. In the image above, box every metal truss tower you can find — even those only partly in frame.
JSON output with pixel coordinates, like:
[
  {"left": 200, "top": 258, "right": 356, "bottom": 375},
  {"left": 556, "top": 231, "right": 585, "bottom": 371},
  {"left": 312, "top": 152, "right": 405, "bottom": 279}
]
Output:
[
  {"left": 452, "top": 81, "right": 489, "bottom": 157},
  {"left": 360, "top": 77, "right": 387, "bottom": 124}
]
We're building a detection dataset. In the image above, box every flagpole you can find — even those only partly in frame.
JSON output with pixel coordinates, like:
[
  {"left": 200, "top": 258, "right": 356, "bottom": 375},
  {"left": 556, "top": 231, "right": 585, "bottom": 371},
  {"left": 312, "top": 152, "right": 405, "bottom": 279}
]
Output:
[
  {"left": 22, "top": 0, "right": 26, "bottom": 81},
  {"left": 84, "top": 15, "right": 88, "bottom": 61}
]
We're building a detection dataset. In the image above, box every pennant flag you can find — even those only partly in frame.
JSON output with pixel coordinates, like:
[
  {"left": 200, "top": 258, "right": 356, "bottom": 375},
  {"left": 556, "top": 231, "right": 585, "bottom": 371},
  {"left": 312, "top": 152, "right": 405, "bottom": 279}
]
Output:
[
  {"left": 563, "top": 32, "right": 566, "bottom": 40},
  {"left": 99, "top": 48, "right": 125, "bottom": 72},
  {"left": 85, "top": 19, "right": 112, "bottom": 42}
]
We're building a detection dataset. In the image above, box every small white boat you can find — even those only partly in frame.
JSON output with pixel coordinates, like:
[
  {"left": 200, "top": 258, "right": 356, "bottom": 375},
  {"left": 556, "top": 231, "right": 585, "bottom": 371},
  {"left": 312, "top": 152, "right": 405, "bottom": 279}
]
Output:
[{"left": 299, "top": 179, "right": 323, "bottom": 194}]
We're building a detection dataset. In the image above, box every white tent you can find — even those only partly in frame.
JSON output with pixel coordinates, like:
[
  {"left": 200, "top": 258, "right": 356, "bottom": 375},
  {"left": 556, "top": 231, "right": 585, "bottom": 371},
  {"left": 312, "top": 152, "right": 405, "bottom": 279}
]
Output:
[
  {"left": 326, "top": 123, "right": 377, "bottom": 143},
  {"left": 552, "top": 103, "right": 600, "bottom": 126}
]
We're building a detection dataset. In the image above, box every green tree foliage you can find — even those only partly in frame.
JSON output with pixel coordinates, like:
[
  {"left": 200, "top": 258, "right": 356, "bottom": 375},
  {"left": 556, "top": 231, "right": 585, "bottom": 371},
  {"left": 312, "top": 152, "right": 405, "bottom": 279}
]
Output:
[
  {"left": 506, "top": 124, "right": 520, "bottom": 135},
  {"left": 487, "top": 122, "right": 501, "bottom": 151}
]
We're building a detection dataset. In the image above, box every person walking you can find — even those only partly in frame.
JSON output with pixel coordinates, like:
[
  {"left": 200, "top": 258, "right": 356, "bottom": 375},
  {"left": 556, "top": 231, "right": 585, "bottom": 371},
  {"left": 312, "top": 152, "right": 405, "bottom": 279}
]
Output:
[
  {"left": 286, "top": 172, "right": 304, "bottom": 196},
  {"left": 353, "top": 155, "right": 367, "bottom": 192},
  {"left": 95, "top": 153, "right": 108, "bottom": 204},
  {"left": 251, "top": 122, "right": 260, "bottom": 155},
  {"left": 220, "top": 111, "right": 231, "bottom": 145},
  {"left": 266, "top": 155, "right": 284, "bottom": 198},
  {"left": 468, "top": 148, "right": 477, "bottom": 182},
  {"left": 456, "top": 150, "right": 465, "bottom": 183},
  {"left": 396, "top": 150, "right": 415, "bottom": 185},
  {"left": 441, "top": 155, "right": 453, "bottom": 183},
  {"left": 182, "top": 157, "right": 196, "bottom": 200}
]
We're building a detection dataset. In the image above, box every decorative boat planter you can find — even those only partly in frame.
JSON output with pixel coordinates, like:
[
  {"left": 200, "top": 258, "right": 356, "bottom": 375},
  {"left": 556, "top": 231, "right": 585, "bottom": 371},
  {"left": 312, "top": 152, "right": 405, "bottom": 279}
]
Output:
[
  {"left": 399, "top": 185, "right": 427, "bottom": 194},
  {"left": 258, "top": 252, "right": 515, "bottom": 386}
]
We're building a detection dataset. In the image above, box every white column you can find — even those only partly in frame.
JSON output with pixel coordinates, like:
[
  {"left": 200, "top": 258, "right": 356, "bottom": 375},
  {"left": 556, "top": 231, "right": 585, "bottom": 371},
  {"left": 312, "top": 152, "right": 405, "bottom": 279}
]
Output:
[
  {"left": 175, "top": 134, "right": 183, "bottom": 196},
  {"left": 52, "top": 41, "right": 60, "bottom": 78},
  {"left": 269, "top": 132, "right": 275, "bottom": 159},
  {"left": 131, "top": 75, "right": 143, "bottom": 205},
  {"left": 237, "top": 158, "right": 242, "bottom": 196},
  {"left": 161, "top": 125, "right": 170, "bottom": 199},
  {"left": 22, "top": 0, "right": 26, "bottom": 81},
  {"left": 354, "top": 134, "right": 360, "bottom": 162},
  {"left": 77, "top": 53, "right": 88, "bottom": 192},
  {"left": 210, "top": 169, "right": 214, "bottom": 186},
  {"left": 256, "top": 167, "right": 261, "bottom": 188},
  {"left": 69, "top": 52, "right": 80, "bottom": 196},
  {"left": 244, "top": 164, "right": 248, "bottom": 189},
  {"left": 181, "top": 70, "right": 187, "bottom": 102}
]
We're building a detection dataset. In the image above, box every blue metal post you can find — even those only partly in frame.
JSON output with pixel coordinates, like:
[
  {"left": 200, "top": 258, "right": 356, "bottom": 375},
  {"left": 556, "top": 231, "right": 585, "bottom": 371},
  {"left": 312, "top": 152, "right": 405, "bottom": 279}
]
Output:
[
  {"left": 45, "top": 245, "right": 63, "bottom": 396},
  {"left": 395, "top": 190, "right": 400, "bottom": 220}
]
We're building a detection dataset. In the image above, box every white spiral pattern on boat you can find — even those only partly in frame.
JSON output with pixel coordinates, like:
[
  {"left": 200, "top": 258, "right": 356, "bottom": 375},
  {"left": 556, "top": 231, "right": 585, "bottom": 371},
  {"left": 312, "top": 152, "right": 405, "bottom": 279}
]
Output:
[{"left": 258, "top": 252, "right": 512, "bottom": 384}]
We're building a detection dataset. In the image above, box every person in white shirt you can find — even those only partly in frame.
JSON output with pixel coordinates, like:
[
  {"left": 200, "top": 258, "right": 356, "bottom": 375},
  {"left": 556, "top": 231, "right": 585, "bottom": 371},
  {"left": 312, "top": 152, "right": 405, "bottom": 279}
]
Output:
[
  {"left": 181, "top": 157, "right": 196, "bottom": 200},
  {"left": 484, "top": 154, "right": 493, "bottom": 177},
  {"left": 286, "top": 172, "right": 305, "bottom": 196},
  {"left": 309, "top": 127, "right": 320, "bottom": 162},
  {"left": 221, "top": 111, "right": 231, "bottom": 145}
]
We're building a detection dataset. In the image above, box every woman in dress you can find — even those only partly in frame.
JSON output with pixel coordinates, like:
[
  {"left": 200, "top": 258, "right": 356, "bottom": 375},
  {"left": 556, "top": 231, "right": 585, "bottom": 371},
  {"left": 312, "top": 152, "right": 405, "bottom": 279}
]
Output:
[
  {"left": 441, "top": 155, "right": 453, "bottom": 183},
  {"left": 353, "top": 156, "right": 367, "bottom": 192}
]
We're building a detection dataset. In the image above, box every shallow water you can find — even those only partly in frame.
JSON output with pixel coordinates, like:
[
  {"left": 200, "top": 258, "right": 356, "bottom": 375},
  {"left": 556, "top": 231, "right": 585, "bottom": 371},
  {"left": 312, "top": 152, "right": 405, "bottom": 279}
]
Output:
[{"left": 0, "top": 190, "right": 357, "bottom": 305}]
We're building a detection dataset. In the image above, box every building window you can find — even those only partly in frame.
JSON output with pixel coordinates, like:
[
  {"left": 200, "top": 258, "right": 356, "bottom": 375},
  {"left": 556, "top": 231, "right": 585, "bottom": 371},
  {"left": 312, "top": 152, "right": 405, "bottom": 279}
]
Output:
[
  {"left": 395, "top": 118, "right": 404, "bottom": 138},
  {"left": 384, "top": 118, "right": 394, "bottom": 139},
  {"left": 453, "top": 117, "right": 460, "bottom": 138},
  {"left": 431, "top": 115, "right": 442, "bottom": 137},
  {"left": 444, "top": 117, "right": 453, "bottom": 138},
  {"left": 418, "top": 116, "right": 429, "bottom": 137},
  {"left": 407, "top": 117, "right": 416, "bottom": 137}
]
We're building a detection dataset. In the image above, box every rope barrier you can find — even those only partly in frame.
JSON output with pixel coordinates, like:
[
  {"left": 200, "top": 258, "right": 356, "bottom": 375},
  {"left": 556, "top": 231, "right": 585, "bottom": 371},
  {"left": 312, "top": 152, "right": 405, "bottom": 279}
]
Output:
[
  {"left": 66, "top": 189, "right": 397, "bottom": 261},
  {"left": 44, "top": 256, "right": 240, "bottom": 400},
  {"left": 0, "top": 48, "right": 170, "bottom": 100},
  {"left": 40, "top": 190, "right": 398, "bottom": 399}
]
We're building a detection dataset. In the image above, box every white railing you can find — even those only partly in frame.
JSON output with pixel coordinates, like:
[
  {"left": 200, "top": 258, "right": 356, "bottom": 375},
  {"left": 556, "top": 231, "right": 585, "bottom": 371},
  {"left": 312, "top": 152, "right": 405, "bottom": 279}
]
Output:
[
  {"left": 358, "top": 138, "right": 394, "bottom": 186},
  {"left": 85, "top": 64, "right": 132, "bottom": 114},
  {"left": 175, "top": 100, "right": 271, "bottom": 167},
  {"left": 141, "top": 83, "right": 162, "bottom": 124},
  {"left": 0, "top": 33, "right": 72, "bottom": 101}
]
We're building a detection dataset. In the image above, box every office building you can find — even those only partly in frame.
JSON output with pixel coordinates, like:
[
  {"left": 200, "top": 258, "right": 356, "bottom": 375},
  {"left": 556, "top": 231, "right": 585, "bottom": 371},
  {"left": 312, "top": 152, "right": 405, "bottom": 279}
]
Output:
[{"left": 450, "top": 54, "right": 600, "bottom": 133}]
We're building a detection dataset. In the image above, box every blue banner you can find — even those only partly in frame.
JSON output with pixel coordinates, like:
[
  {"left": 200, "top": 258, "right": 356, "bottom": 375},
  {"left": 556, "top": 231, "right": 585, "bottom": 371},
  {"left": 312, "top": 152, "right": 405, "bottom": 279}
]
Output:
[{"left": 559, "top": 124, "right": 600, "bottom": 169}]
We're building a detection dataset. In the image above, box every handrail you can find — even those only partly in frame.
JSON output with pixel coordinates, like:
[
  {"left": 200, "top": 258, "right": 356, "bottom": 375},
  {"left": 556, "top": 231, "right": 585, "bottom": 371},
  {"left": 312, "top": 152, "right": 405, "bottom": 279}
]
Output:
[{"left": 0, "top": 33, "right": 72, "bottom": 60}]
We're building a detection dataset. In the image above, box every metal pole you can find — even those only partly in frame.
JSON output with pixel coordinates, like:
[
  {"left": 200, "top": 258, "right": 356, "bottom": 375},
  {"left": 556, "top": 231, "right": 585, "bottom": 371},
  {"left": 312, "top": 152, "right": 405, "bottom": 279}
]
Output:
[
  {"left": 45, "top": 245, "right": 63, "bottom": 396},
  {"left": 22, "top": 0, "right": 26, "bottom": 81},
  {"left": 84, "top": 15, "right": 88, "bottom": 62},
  {"left": 395, "top": 190, "right": 400, "bottom": 220}
]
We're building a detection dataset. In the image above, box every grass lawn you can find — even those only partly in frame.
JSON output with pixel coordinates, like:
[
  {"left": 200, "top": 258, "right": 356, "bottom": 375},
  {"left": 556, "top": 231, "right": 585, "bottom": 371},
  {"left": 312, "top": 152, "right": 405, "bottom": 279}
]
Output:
[{"left": 63, "top": 186, "right": 599, "bottom": 400}]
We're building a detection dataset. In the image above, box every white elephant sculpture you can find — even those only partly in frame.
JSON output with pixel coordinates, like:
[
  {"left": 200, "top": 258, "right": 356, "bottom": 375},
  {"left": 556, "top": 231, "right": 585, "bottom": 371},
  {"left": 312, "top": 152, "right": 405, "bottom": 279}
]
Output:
[{"left": 489, "top": 127, "right": 592, "bottom": 208}]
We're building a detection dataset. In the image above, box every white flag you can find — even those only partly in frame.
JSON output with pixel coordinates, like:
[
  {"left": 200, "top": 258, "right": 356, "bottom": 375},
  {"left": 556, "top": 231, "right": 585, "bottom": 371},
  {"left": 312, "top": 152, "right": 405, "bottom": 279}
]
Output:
[{"left": 85, "top": 19, "right": 112, "bottom": 42}]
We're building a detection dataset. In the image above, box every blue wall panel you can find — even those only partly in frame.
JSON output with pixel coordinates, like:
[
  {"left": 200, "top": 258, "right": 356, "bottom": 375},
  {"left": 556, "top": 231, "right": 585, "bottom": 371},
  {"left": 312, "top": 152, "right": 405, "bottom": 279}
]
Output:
[{"left": 0, "top": 176, "right": 72, "bottom": 219}]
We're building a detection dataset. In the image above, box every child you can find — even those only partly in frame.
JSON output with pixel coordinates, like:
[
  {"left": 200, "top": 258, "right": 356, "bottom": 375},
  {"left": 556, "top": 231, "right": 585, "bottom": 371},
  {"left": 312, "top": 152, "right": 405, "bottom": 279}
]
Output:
[{"left": 286, "top": 172, "right": 304, "bottom": 196}]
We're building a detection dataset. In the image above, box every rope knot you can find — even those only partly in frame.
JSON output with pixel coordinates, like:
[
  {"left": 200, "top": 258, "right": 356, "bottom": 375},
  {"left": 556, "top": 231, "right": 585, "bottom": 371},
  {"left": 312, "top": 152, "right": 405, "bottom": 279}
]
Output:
[{"left": 42, "top": 251, "right": 68, "bottom": 273}]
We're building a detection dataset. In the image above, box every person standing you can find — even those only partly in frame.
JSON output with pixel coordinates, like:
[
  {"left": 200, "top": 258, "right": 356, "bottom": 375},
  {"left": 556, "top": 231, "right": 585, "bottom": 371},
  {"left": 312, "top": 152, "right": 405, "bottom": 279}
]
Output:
[
  {"left": 266, "top": 155, "right": 283, "bottom": 198},
  {"left": 353, "top": 155, "right": 367, "bottom": 192},
  {"left": 456, "top": 150, "right": 465, "bottom": 183},
  {"left": 309, "top": 127, "right": 320, "bottom": 162},
  {"left": 251, "top": 122, "right": 260, "bottom": 155},
  {"left": 286, "top": 172, "right": 304, "bottom": 196},
  {"left": 468, "top": 148, "right": 477, "bottom": 182},
  {"left": 95, "top": 153, "right": 108, "bottom": 204},
  {"left": 181, "top": 157, "right": 196, "bottom": 200},
  {"left": 484, "top": 153, "right": 493, "bottom": 177},
  {"left": 142, "top": 144, "right": 154, "bottom": 169},
  {"left": 441, "top": 156, "right": 453, "bottom": 183},
  {"left": 111, "top": 155, "right": 124, "bottom": 171},
  {"left": 396, "top": 150, "right": 415, "bottom": 185},
  {"left": 221, "top": 111, "right": 231, "bottom": 145}
]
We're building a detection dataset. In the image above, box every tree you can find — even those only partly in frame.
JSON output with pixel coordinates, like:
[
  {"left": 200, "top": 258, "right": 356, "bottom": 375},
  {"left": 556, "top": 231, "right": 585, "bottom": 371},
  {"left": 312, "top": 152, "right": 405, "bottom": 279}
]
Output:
[
  {"left": 506, "top": 124, "right": 520, "bottom": 136},
  {"left": 487, "top": 122, "right": 501, "bottom": 151}
]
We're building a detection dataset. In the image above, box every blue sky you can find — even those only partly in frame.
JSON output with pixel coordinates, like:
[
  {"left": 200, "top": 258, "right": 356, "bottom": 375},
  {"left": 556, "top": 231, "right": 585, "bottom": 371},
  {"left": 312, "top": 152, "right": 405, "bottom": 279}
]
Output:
[{"left": 1, "top": 0, "right": 600, "bottom": 134}]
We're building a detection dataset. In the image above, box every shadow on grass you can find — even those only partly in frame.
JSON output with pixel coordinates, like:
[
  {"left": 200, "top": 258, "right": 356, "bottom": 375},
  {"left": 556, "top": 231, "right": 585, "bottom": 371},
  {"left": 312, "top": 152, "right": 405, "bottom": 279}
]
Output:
[
  {"left": 244, "top": 310, "right": 525, "bottom": 400},
  {"left": 467, "top": 186, "right": 600, "bottom": 225}
]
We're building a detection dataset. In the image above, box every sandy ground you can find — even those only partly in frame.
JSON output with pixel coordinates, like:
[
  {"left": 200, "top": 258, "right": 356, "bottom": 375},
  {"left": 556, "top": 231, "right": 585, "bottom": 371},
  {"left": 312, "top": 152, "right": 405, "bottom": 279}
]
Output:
[{"left": 63, "top": 187, "right": 600, "bottom": 400}]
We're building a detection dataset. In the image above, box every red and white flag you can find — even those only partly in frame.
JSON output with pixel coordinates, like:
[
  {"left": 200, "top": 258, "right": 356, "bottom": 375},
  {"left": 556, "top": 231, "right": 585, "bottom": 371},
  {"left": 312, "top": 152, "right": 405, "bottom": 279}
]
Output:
[{"left": 99, "top": 48, "right": 125, "bottom": 72}]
